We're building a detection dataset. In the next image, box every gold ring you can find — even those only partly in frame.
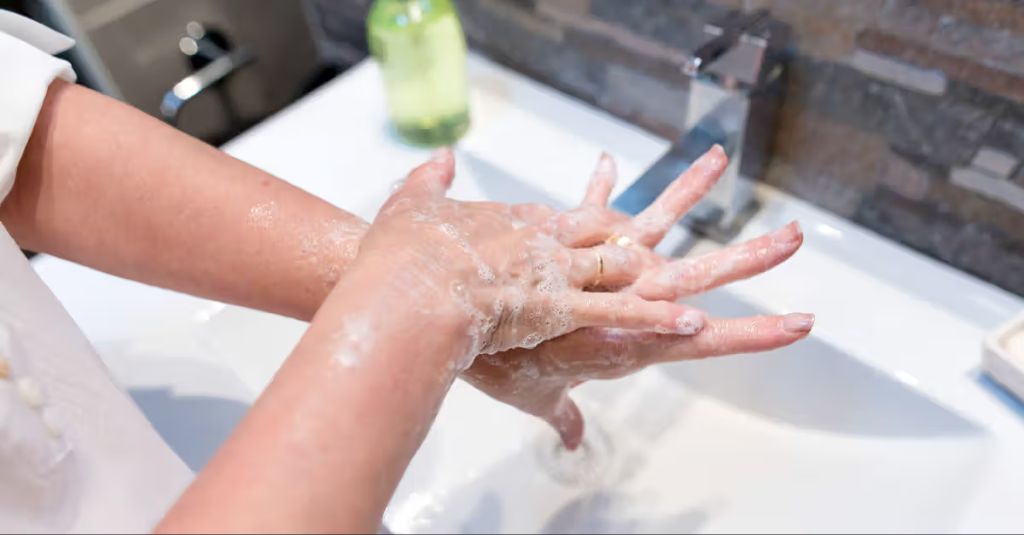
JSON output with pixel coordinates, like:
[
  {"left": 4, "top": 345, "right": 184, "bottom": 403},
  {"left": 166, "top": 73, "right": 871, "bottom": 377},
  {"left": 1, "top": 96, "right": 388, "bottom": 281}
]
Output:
[
  {"left": 606, "top": 234, "right": 635, "bottom": 249},
  {"left": 594, "top": 249, "right": 605, "bottom": 287}
]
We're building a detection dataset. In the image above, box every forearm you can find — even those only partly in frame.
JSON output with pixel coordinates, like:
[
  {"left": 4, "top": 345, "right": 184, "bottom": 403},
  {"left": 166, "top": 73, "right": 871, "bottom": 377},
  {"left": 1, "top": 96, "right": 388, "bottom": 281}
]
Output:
[
  {"left": 2, "top": 80, "right": 367, "bottom": 320},
  {"left": 157, "top": 257, "right": 467, "bottom": 533}
]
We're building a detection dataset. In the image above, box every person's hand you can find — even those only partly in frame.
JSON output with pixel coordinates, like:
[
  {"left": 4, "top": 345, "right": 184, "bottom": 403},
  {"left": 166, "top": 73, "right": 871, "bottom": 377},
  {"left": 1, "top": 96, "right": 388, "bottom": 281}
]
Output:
[
  {"left": 354, "top": 149, "right": 708, "bottom": 369},
  {"left": 462, "top": 146, "right": 814, "bottom": 449}
]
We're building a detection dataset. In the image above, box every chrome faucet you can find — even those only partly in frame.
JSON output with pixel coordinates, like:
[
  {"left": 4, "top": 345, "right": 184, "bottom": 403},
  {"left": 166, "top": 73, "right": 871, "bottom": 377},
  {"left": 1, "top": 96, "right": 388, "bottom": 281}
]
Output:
[
  {"left": 160, "top": 22, "right": 254, "bottom": 130},
  {"left": 612, "top": 10, "right": 788, "bottom": 242}
]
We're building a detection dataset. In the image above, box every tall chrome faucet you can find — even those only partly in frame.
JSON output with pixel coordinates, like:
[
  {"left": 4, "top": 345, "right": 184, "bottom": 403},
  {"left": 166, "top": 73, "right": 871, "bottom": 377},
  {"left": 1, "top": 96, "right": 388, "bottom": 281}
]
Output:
[{"left": 612, "top": 10, "right": 788, "bottom": 242}]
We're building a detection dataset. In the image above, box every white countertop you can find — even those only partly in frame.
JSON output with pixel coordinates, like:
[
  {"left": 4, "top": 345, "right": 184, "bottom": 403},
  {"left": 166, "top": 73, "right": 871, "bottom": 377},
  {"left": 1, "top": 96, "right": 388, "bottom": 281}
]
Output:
[{"left": 34, "top": 54, "right": 1024, "bottom": 532}]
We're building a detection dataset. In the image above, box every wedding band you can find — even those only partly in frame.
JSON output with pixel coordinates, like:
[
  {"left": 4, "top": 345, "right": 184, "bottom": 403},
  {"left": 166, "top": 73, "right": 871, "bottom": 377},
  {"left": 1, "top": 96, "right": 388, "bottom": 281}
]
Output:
[
  {"left": 593, "top": 249, "right": 605, "bottom": 286},
  {"left": 606, "top": 234, "right": 635, "bottom": 249}
]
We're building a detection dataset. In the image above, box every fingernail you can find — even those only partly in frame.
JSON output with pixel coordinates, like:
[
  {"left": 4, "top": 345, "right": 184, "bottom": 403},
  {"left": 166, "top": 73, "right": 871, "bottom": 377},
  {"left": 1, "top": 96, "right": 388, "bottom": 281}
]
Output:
[
  {"left": 431, "top": 147, "right": 453, "bottom": 164},
  {"left": 783, "top": 313, "right": 815, "bottom": 333},
  {"left": 596, "top": 152, "right": 616, "bottom": 174},
  {"left": 700, "top": 144, "right": 727, "bottom": 168},
  {"left": 675, "top": 309, "right": 706, "bottom": 335},
  {"left": 778, "top": 221, "right": 803, "bottom": 244}
]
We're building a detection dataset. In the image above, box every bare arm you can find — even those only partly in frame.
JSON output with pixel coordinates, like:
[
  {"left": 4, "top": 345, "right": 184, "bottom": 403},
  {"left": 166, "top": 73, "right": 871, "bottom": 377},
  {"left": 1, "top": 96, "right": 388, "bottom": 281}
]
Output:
[
  {"left": 1, "top": 80, "right": 367, "bottom": 321},
  {"left": 156, "top": 255, "right": 466, "bottom": 532}
]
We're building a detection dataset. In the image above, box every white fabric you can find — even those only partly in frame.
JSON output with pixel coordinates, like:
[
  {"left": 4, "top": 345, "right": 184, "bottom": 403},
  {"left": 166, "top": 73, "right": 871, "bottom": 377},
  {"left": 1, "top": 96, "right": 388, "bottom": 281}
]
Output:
[
  {"left": 0, "top": 10, "right": 192, "bottom": 533},
  {"left": 0, "top": 9, "right": 74, "bottom": 55}
]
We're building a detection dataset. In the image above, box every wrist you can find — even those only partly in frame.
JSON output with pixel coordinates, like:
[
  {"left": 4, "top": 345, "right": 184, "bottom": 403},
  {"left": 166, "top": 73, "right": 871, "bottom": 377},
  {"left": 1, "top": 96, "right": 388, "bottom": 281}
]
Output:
[
  {"left": 297, "top": 219, "right": 370, "bottom": 321},
  {"left": 323, "top": 252, "right": 475, "bottom": 371}
]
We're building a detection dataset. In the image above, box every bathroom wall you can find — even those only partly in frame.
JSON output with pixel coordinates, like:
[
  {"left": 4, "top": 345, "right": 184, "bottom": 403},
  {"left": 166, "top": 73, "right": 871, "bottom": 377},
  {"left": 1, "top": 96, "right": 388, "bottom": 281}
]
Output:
[
  {"left": 29, "top": 0, "right": 322, "bottom": 143},
  {"left": 452, "top": 0, "right": 1024, "bottom": 296},
  {"left": 310, "top": 0, "right": 1024, "bottom": 296}
]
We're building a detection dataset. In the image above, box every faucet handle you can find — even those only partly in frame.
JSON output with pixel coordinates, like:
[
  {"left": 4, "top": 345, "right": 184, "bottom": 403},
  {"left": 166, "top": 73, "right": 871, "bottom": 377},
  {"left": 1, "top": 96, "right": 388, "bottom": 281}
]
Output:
[
  {"left": 683, "top": 9, "right": 784, "bottom": 92},
  {"left": 160, "top": 22, "right": 255, "bottom": 129},
  {"left": 683, "top": 9, "right": 768, "bottom": 76}
]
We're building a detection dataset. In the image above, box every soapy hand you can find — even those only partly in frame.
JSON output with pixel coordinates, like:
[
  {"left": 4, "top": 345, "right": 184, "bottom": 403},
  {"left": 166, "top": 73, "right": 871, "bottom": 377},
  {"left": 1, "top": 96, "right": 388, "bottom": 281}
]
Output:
[
  {"left": 462, "top": 146, "right": 814, "bottom": 449},
  {"left": 356, "top": 149, "right": 707, "bottom": 368}
]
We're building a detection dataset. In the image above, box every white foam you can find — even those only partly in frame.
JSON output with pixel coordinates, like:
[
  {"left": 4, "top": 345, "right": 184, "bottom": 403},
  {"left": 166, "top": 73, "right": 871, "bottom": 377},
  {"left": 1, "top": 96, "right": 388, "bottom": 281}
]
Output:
[
  {"left": 439, "top": 223, "right": 496, "bottom": 283},
  {"left": 330, "top": 316, "right": 373, "bottom": 368},
  {"left": 247, "top": 201, "right": 278, "bottom": 229},
  {"left": 298, "top": 219, "right": 367, "bottom": 289}
]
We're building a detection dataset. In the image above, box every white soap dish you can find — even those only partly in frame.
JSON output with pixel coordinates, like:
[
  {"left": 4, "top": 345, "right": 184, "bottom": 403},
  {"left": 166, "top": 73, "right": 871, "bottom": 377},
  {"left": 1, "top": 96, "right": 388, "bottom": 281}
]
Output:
[{"left": 983, "top": 311, "right": 1024, "bottom": 403}]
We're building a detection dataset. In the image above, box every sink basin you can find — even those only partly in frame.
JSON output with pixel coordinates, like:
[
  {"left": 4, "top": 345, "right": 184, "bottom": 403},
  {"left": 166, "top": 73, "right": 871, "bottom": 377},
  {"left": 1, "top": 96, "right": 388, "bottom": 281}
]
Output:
[
  {"left": 385, "top": 291, "right": 989, "bottom": 534},
  {"left": 31, "top": 54, "right": 1024, "bottom": 532},
  {"left": 92, "top": 278, "right": 990, "bottom": 533}
]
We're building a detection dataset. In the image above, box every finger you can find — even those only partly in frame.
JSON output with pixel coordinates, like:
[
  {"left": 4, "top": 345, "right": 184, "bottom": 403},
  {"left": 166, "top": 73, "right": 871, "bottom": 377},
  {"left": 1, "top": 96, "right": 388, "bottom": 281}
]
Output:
[
  {"left": 511, "top": 202, "right": 556, "bottom": 225},
  {"left": 527, "top": 312, "right": 813, "bottom": 381},
  {"left": 398, "top": 148, "right": 456, "bottom": 199},
  {"left": 568, "top": 244, "right": 645, "bottom": 289},
  {"left": 628, "top": 145, "right": 727, "bottom": 247},
  {"left": 469, "top": 201, "right": 511, "bottom": 212},
  {"left": 581, "top": 152, "right": 617, "bottom": 207},
  {"left": 552, "top": 206, "right": 629, "bottom": 247},
  {"left": 646, "top": 313, "right": 815, "bottom": 364},
  {"left": 632, "top": 221, "right": 803, "bottom": 301},
  {"left": 568, "top": 293, "right": 707, "bottom": 335},
  {"left": 545, "top": 395, "right": 584, "bottom": 451},
  {"left": 531, "top": 327, "right": 647, "bottom": 378}
]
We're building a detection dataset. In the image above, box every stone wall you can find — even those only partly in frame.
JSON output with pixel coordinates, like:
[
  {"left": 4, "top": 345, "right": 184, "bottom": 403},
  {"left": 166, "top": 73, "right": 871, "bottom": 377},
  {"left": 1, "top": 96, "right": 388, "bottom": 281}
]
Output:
[{"left": 316, "top": 0, "right": 1024, "bottom": 295}]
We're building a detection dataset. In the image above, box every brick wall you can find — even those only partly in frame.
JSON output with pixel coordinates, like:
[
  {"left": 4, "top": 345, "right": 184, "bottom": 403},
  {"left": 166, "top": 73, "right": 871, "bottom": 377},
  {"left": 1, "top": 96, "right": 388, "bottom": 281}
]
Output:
[{"left": 315, "top": 0, "right": 1024, "bottom": 296}]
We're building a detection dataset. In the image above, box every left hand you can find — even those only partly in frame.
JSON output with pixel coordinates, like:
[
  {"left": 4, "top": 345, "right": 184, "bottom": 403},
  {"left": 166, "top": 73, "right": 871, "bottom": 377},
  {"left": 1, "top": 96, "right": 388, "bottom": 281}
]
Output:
[
  {"left": 462, "top": 146, "right": 813, "bottom": 449},
  {"left": 352, "top": 149, "right": 709, "bottom": 365}
]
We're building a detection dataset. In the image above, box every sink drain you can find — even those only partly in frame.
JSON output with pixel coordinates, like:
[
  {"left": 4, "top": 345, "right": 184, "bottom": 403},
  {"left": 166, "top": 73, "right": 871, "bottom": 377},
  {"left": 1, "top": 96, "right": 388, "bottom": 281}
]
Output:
[{"left": 534, "top": 421, "right": 614, "bottom": 486}]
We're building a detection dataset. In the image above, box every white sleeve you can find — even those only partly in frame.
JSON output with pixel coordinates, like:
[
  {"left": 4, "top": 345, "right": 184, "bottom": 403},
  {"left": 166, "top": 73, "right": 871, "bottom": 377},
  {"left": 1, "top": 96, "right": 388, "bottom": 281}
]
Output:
[{"left": 0, "top": 10, "right": 76, "bottom": 204}]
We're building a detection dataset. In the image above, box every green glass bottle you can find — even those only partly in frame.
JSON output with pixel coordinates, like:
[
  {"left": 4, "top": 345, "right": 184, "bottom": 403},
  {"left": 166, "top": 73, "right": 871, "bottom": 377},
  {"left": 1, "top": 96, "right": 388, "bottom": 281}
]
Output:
[{"left": 367, "top": 0, "right": 471, "bottom": 146}]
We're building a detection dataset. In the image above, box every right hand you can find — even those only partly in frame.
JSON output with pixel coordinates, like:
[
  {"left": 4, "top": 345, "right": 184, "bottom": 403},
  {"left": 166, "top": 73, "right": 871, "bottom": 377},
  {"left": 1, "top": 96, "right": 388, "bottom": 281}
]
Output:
[{"left": 353, "top": 149, "right": 707, "bottom": 369}]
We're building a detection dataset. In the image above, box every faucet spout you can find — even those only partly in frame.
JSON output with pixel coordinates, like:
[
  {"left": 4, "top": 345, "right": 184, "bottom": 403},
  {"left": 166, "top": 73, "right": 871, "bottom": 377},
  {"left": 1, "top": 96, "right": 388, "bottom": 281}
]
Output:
[
  {"left": 612, "top": 94, "right": 742, "bottom": 215},
  {"left": 612, "top": 9, "right": 788, "bottom": 243}
]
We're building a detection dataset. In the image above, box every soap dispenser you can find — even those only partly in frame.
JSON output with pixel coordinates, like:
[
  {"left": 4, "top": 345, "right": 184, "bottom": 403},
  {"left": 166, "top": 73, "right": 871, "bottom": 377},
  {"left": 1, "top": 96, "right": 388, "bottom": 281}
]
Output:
[{"left": 367, "top": 0, "right": 471, "bottom": 146}]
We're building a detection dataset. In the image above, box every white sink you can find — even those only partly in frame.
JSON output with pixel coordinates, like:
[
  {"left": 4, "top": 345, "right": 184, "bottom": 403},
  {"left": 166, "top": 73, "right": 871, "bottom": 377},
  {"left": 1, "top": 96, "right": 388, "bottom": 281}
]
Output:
[
  {"left": 387, "top": 290, "right": 989, "bottom": 533},
  {"left": 32, "top": 55, "right": 1024, "bottom": 532}
]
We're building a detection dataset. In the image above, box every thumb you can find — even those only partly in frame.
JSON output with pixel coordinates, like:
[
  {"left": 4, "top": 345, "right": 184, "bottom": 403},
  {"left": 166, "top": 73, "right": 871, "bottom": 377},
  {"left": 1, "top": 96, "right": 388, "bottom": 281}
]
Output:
[
  {"left": 546, "top": 394, "right": 585, "bottom": 451},
  {"left": 400, "top": 147, "right": 456, "bottom": 198}
]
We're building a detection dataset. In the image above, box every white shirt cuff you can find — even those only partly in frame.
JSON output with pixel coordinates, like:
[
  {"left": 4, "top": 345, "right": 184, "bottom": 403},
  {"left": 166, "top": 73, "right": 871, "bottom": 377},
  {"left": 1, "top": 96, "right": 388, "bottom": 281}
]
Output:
[{"left": 0, "top": 13, "right": 76, "bottom": 204}]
